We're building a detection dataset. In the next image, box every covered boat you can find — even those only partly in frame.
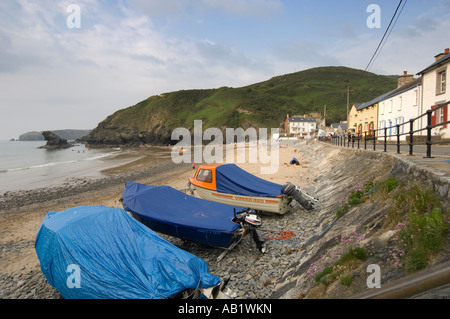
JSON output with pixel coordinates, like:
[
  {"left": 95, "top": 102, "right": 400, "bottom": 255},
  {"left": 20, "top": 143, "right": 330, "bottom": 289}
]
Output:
[
  {"left": 188, "top": 164, "right": 317, "bottom": 214},
  {"left": 35, "top": 205, "right": 221, "bottom": 299},
  {"left": 122, "top": 182, "right": 263, "bottom": 251}
]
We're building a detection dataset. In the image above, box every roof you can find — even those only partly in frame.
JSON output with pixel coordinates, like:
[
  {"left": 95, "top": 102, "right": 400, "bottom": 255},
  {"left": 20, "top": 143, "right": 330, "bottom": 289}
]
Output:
[
  {"left": 381, "top": 77, "right": 422, "bottom": 101},
  {"left": 288, "top": 117, "right": 316, "bottom": 123},
  {"left": 417, "top": 53, "right": 450, "bottom": 75},
  {"left": 331, "top": 123, "right": 348, "bottom": 129},
  {"left": 356, "top": 89, "right": 397, "bottom": 110},
  {"left": 355, "top": 77, "right": 422, "bottom": 111}
]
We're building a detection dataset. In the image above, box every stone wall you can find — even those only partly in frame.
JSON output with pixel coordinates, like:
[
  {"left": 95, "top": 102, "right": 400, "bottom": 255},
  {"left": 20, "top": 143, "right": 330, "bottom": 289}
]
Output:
[{"left": 271, "top": 142, "right": 449, "bottom": 299}]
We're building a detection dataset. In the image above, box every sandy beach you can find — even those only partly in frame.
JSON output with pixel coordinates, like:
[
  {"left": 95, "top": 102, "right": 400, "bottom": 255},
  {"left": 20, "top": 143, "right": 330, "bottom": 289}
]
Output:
[{"left": 0, "top": 140, "right": 312, "bottom": 298}]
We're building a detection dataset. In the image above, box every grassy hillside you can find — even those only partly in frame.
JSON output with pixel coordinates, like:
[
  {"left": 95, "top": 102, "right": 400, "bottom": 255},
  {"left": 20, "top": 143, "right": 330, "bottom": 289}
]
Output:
[{"left": 87, "top": 66, "right": 398, "bottom": 145}]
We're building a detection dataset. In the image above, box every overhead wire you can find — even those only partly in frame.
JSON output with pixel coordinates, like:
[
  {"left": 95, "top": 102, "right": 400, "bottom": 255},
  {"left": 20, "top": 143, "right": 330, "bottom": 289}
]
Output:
[
  {"left": 369, "top": 0, "right": 408, "bottom": 71},
  {"left": 365, "top": 0, "right": 407, "bottom": 72}
]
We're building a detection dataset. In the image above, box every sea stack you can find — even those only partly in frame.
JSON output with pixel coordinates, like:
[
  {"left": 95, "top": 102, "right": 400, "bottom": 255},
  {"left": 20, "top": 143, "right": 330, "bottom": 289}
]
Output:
[{"left": 39, "top": 131, "right": 71, "bottom": 149}]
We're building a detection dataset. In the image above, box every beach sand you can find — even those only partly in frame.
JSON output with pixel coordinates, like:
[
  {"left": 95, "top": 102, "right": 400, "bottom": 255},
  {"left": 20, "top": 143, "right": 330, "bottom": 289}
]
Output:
[{"left": 0, "top": 140, "right": 312, "bottom": 298}]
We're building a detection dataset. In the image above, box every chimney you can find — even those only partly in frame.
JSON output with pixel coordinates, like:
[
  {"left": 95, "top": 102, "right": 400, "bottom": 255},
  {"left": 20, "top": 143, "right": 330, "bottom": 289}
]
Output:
[
  {"left": 435, "top": 48, "right": 449, "bottom": 61},
  {"left": 398, "top": 71, "right": 414, "bottom": 88}
]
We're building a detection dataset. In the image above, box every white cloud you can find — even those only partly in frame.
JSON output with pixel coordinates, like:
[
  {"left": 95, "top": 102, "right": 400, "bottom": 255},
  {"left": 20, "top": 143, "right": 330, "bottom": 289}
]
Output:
[{"left": 0, "top": 0, "right": 279, "bottom": 138}]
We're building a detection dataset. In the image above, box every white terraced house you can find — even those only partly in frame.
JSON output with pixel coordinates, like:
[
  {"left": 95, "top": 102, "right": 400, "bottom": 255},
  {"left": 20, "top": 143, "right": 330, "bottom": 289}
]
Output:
[{"left": 417, "top": 48, "right": 450, "bottom": 138}]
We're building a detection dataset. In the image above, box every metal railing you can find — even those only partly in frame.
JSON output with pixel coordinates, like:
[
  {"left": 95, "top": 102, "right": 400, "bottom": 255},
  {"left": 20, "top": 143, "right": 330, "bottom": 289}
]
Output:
[{"left": 320, "top": 101, "right": 450, "bottom": 158}]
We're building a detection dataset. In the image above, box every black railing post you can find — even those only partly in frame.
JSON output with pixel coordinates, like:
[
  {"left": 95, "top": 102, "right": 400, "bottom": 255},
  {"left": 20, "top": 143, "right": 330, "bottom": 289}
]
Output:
[
  {"left": 396, "top": 124, "right": 401, "bottom": 154},
  {"left": 425, "top": 109, "right": 433, "bottom": 158},
  {"left": 409, "top": 119, "right": 414, "bottom": 156},
  {"left": 384, "top": 127, "right": 387, "bottom": 152},
  {"left": 364, "top": 132, "right": 367, "bottom": 150},
  {"left": 373, "top": 131, "right": 376, "bottom": 151}
]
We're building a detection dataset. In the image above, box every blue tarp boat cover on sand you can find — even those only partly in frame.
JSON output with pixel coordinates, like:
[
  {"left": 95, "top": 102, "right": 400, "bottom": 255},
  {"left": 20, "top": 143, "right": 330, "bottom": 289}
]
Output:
[
  {"left": 215, "top": 164, "right": 285, "bottom": 197},
  {"left": 35, "top": 206, "right": 221, "bottom": 299},
  {"left": 122, "top": 183, "right": 242, "bottom": 248}
]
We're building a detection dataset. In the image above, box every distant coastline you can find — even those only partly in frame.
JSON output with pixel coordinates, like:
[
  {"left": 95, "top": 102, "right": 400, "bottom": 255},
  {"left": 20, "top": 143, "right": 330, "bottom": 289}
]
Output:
[{"left": 18, "top": 129, "right": 92, "bottom": 142}]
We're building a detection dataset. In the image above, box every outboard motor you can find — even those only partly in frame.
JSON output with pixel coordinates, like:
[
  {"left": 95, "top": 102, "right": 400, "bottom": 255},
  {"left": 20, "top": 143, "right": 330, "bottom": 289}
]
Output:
[
  {"left": 281, "top": 182, "right": 318, "bottom": 211},
  {"left": 233, "top": 208, "right": 265, "bottom": 253}
]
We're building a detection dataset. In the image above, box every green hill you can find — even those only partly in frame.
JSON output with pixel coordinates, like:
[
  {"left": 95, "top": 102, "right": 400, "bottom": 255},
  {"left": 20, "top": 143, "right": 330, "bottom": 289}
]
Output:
[{"left": 86, "top": 66, "right": 398, "bottom": 146}]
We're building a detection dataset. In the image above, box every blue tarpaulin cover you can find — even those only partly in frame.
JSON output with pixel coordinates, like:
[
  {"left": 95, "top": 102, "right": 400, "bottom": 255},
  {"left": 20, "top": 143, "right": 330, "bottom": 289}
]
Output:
[
  {"left": 215, "top": 164, "right": 284, "bottom": 197},
  {"left": 122, "top": 182, "right": 242, "bottom": 248},
  {"left": 35, "top": 205, "right": 221, "bottom": 299}
]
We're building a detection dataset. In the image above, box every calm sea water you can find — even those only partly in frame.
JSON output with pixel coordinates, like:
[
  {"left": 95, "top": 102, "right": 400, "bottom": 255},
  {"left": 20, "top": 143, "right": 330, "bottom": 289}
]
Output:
[{"left": 0, "top": 140, "right": 122, "bottom": 193}]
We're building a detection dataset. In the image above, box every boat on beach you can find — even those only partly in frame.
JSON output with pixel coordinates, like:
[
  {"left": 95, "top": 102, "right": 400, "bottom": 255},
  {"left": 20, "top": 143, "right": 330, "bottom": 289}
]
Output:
[
  {"left": 122, "top": 182, "right": 264, "bottom": 251},
  {"left": 188, "top": 164, "right": 318, "bottom": 214},
  {"left": 35, "top": 205, "right": 222, "bottom": 299}
]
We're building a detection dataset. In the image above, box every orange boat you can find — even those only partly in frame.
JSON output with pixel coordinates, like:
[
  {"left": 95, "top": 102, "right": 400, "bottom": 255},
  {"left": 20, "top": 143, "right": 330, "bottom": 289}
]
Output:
[{"left": 188, "top": 164, "right": 317, "bottom": 215}]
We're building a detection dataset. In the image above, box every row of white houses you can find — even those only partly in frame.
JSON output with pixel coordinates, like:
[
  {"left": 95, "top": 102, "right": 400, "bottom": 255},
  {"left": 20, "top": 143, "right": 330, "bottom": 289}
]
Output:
[{"left": 349, "top": 48, "right": 450, "bottom": 141}]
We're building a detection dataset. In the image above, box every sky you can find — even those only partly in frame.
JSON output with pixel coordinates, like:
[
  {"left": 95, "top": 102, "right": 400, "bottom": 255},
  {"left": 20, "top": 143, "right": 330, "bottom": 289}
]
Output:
[{"left": 0, "top": 0, "right": 449, "bottom": 140}]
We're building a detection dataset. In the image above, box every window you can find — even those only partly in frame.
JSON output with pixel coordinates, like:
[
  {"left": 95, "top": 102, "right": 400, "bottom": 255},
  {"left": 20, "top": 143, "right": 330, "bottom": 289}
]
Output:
[
  {"left": 414, "top": 89, "right": 419, "bottom": 106},
  {"left": 368, "top": 122, "right": 374, "bottom": 137},
  {"left": 437, "top": 107, "right": 445, "bottom": 125},
  {"left": 430, "top": 104, "right": 448, "bottom": 128},
  {"left": 398, "top": 116, "right": 405, "bottom": 134},
  {"left": 398, "top": 96, "right": 402, "bottom": 111},
  {"left": 389, "top": 100, "right": 393, "bottom": 113},
  {"left": 196, "top": 169, "right": 212, "bottom": 183},
  {"left": 437, "top": 68, "right": 447, "bottom": 95}
]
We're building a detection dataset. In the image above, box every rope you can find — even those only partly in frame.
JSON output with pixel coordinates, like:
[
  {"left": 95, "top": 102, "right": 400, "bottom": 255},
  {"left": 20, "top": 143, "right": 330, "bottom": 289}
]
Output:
[
  {"left": 257, "top": 217, "right": 339, "bottom": 246},
  {"left": 259, "top": 230, "right": 296, "bottom": 240}
]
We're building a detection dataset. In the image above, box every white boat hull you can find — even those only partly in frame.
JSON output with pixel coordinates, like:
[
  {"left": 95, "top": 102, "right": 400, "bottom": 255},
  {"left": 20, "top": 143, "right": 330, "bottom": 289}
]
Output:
[{"left": 191, "top": 185, "right": 292, "bottom": 215}]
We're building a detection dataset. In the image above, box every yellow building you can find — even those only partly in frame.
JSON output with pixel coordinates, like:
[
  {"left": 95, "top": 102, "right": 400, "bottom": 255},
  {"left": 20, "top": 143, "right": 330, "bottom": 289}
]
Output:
[
  {"left": 348, "top": 90, "right": 396, "bottom": 137},
  {"left": 348, "top": 103, "right": 362, "bottom": 135}
]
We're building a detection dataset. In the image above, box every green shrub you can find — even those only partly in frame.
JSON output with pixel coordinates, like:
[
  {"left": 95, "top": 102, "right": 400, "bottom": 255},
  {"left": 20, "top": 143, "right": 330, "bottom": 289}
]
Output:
[
  {"left": 388, "top": 184, "right": 441, "bottom": 227},
  {"left": 378, "top": 176, "right": 398, "bottom": 193},
  {"left": 314, "top": 266, "right": 334, "bottom": 285},
  {"left": 340, "top": 275, "right": 353, "bottom": 287},
  {"left": 400, "top": 208, "right": 447, "bottom": 272},
  {"left": 339, "top": 247, "right": 368, "bottom": 264}
]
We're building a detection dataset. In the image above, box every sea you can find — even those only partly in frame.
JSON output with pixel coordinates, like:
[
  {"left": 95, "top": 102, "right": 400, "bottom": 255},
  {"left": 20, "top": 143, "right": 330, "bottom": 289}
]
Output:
[{"left": 0, "top": 140, "right": 126, "bottom": 194}]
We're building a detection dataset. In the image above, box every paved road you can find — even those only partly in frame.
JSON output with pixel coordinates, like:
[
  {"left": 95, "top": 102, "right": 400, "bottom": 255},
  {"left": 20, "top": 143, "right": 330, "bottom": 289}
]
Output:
[{"left": 344, "top": 142, "right": 450, "bottom": 158}]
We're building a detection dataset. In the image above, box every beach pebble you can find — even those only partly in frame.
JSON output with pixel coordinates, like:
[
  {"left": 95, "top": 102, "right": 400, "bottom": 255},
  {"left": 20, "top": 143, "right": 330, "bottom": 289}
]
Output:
[{"left": 0, "top": 141, "right": 321, "bottom": 299}]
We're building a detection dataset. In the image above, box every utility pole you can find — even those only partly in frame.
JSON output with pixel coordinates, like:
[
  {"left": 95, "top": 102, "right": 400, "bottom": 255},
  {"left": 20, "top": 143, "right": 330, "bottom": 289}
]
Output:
[{"left": 347, "top": 86, "right": 350, "bottom": 124}]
